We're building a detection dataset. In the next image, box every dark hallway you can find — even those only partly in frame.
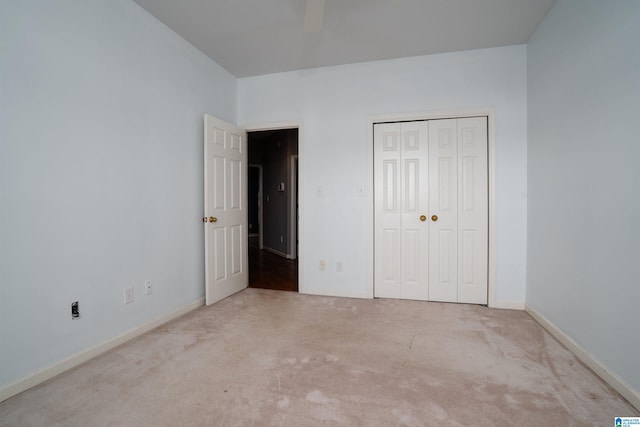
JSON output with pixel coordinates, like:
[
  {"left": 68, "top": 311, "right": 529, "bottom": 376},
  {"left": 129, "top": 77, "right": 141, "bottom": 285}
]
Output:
[{"left": 247, "top": 128, "right": 299, "bottom": 293}]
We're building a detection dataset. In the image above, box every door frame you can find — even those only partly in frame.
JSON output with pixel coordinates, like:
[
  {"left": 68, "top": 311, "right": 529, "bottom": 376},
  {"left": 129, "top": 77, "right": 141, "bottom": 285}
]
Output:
[
  {"left": 289, "top": 155, "right": 298, "bottom": 260},
  {"left": 243, "top": 121, "right": 304, "bottom": 293},
  {"left": 248, "top": 164, "right": 263, "bottom": 248},
  {"left": 368, "top": 109, "right": 497, "bottom": 307}
]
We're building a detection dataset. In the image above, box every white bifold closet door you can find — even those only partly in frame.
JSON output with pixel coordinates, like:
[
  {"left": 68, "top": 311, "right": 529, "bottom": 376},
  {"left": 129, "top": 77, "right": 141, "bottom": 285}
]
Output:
[{"left": 374, "top": 117, "right": 488, "bottom": 304}]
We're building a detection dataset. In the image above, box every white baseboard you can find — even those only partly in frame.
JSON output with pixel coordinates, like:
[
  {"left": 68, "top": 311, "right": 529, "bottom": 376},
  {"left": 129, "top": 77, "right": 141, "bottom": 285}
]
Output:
[
  {"left": 491, "top": 300, "right": 525, "bottom": 310},
  {"left": 0, "top": 298, "right": 204, "bottom": 404},
  {"left": 262, "top": 246, "right": 289, "bottom": 258},
  {"left": 300, "top": 287, "right": 373, "bottom": 300},
  {"left": 525, "top": 304, "right": 640, "bottom": 411}
]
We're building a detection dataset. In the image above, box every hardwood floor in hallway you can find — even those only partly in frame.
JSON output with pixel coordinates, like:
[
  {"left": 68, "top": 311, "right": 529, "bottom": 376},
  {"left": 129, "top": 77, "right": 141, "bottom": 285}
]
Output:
[{"left": 248, "top": 237, "right": 297, "bottom": 292}]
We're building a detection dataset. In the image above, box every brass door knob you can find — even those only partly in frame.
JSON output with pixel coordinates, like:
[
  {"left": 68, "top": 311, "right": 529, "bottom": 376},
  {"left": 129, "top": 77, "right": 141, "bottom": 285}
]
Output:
[
  {"left": 209, "top": 217, "right": 217, "bottom": 223},
  {"left": 431, "top": 215, "right": 438, "bottom": 222},
  {"left": 420, "top": 215, "right": 427, "bottom": 222}
]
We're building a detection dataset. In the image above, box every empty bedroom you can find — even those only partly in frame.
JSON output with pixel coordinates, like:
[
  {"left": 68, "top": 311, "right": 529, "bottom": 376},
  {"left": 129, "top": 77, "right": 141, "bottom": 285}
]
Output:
[{"left": 1, "top": 0, "right": 638, "bottom": 425}]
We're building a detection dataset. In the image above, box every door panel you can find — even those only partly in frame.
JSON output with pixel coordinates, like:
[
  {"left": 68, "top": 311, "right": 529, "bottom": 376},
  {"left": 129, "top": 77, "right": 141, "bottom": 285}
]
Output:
[
  {"left": 400, "top": 121, "right": 428, "bottom": 300},
  {"left": 375, "top": 124, "right": 402, "bottom": 298},
  {"left": 204, "top": 114, "right": 248, "bottom": 305},
  {"left": 383, "top": 160, "right": 398, "bottom": 211},
  {"left": 428, "top": 119, "right": 458, "bottom": 302},
  {"left": 457, "top": 117, "right": 488, "bottom": 304},
  {"left": 375, "top": 122, "right": 428, "bottom": 300},
  {"left": 213, "top": 227, "right": 226, "bottom": 281},
  {"left": 383, "top": 228, "right": 400, "bottom": 282},
  {"left": 230, "top": 225, "right": 242, "bottom": 276},
  {"left": 212, "top": 156, "right": 225, "bottom": 209},
  {"left": 230, "top": 159, "right": 242, "bottom": 210}
]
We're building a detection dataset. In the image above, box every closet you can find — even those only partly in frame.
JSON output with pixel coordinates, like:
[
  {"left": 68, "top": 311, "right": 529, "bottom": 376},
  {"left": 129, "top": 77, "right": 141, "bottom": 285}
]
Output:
[{"left": 374, "top": 117, "right": 488, "bottom": 304}]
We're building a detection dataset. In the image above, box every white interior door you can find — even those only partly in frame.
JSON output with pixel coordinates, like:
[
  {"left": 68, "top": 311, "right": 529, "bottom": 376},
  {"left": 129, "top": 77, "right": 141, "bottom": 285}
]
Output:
[
  {"left": 204, "top": 114, "right": 248, "bottom": 305},
  {"left": 374, "top": 117, "right": 488, "bottom": 304},
  {"left": 427, "top": 119, "right": 459, "bottom": 302},
  {"left": 455, "top": 117, "right": 488, "bottom": 304},
  {"left": 374, "top": 122, "right": 429, "bottom": 300}
]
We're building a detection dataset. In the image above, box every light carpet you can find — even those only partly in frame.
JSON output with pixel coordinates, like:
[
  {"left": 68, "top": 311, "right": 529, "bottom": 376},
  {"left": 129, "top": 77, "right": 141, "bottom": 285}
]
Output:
[{"left": 0, "top": 288, "right": 637, "bottom": 426}]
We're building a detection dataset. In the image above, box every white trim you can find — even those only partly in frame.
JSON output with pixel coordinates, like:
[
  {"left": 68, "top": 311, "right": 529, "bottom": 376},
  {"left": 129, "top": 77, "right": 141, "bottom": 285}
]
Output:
[
  {"left": 243, "top": 121, "right": 300, "bottom": 132},
  {"left": 303, "top": 288, "right": 372, "bottom": 300},
  {"left": 368, "top": 108, "right": 496, "bottom": 125},
  {"left": 492, "top": 301, "right": 525, "bottom": 310},
  {"left": 290, "top": 155, "right": 298, "bottom": 260},
  {"left": 368, "top": 108, "right": 497, "bottom": 306},
  {"left": 262, "top": 246, "right": 289, "bottom": 258},
  {"left": 487, "top": 113, "right": 497, "bottom": 308},
  {"left": 366, "top": 119, "right": 375, "bottom": 299},
  {"left": 0, "top": 298, "right": 205, "bottom": 404},
  {"left": 526, "top": 304, "right": 640, "bottom": 411},
  {"left": 248, "top": 164, "right": 264, "bottom": 249},
  {"left": 243, "top": 121, "right": 304, "bottom": 294}
]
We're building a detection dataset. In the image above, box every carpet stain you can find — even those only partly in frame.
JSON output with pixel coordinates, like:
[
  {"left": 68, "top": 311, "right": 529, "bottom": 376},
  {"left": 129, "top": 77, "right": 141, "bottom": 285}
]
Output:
[
  {"left": 276, "top": 396, "right": 289, "bottom": 409},
  {"left": 306, "top": 389, "right": 336, "bottom": 405},
  {"left": 324, "top": 354, "right": 339, "bottom": 363}
]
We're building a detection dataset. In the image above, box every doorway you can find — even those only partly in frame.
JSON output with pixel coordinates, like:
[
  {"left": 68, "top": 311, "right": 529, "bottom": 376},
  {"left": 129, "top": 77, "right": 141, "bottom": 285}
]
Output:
[{"left": 247, "top": 129, "right": 299, "bottom": 292}]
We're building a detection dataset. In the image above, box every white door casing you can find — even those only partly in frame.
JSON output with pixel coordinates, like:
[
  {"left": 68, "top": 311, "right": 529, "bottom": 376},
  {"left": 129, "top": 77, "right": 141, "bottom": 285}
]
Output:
[
  {"left": 204, "top": 114, "right": 248, "bottom": 305},
  {"left": 374, "top": 117, "right": 488, "bottom": 304}
]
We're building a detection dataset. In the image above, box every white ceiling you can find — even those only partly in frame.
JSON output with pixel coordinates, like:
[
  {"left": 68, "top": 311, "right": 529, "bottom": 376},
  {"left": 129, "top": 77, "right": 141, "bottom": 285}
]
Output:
[{"left": 132, "top": 0, "right": 556, "bottom": 78}]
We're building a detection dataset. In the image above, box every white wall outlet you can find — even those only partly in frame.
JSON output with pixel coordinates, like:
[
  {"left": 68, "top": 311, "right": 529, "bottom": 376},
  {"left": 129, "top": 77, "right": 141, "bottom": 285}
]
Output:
[
  {"left": 319, "top": 260, "right": 326, "bottom": 271},
  {"left": 124, "top": 286, "right": 134, "bottom": 304},
  {"left": 336, "top": 261, "right": 344, "bottom": 272},
  {"left": 144, "top": 280, "right": 152, "bottom": 295}
]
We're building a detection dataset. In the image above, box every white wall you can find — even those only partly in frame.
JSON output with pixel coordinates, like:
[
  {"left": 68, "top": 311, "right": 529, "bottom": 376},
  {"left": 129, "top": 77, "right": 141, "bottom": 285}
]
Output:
[
  {"left": 0, "top": 0, "right": 236, "bottom": 388},
  {"left": 238, "top": 45, "right": 528, "bottom": 304},
  {"left": 527, "top": 0, "right": 640, "bottom": 394}
]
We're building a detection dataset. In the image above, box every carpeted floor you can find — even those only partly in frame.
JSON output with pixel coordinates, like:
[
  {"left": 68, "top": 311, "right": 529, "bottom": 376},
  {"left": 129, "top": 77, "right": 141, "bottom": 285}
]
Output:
[{"left": 0, "top": 288, "right": 637, "bottom": 426}]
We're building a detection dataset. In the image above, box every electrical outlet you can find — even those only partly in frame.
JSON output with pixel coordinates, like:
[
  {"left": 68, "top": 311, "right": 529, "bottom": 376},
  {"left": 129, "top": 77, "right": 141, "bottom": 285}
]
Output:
[
  {"left": 144, "top": 280, "right": 152, "bottom": 295},
  {"left": 71, "top": 301, "right": 80, "bottom": 319},
  {"left": 336, "top": 261, "right": 343, "bottom": 272},
  {"left": 124, "top": 286, "right": 134, "bottom": 304},
  {"left": 319, "top": 260, "right": 326, "bottom": 271}
]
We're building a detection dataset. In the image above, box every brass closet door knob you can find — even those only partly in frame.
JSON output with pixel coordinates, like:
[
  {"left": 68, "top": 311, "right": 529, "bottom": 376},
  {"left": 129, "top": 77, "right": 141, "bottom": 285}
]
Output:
[
  {"left": 420, "top": 215, "right": 427, "bottom": 222},
  {"left": 431, "top": 215, "right": 438, "bottom": 221},
  {"left": 209, "top": 217, "right": 217, "bottom": 223}
]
